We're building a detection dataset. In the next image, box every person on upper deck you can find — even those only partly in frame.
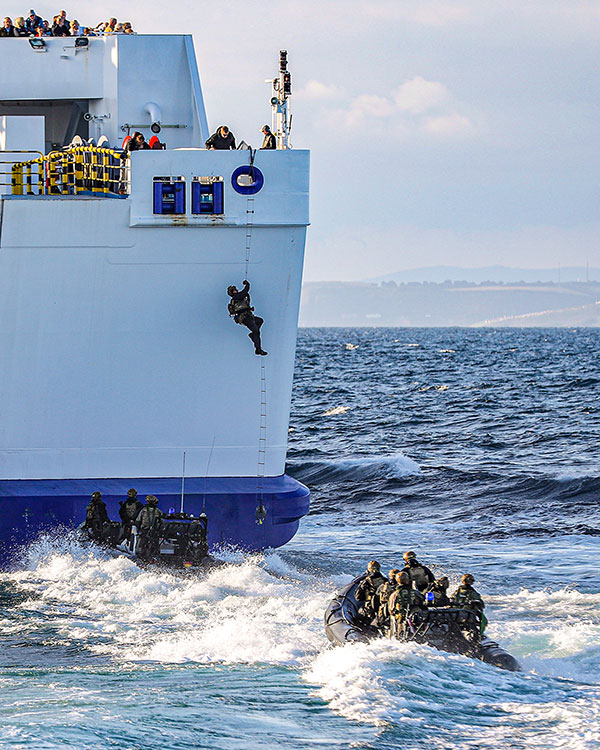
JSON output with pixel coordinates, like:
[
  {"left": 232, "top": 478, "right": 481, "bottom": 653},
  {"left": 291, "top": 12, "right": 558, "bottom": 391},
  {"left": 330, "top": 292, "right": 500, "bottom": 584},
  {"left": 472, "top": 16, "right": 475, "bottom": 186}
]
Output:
[
  {"left": 122, "top": 22, "right": 135, "bottom": 34},
  {"left": 24, "top": 9, "right": 43, "bottom": 34},
  {"left": 206, "top": 126, "right": 236, "bottom": 150},
  {"left": 14, "top": 17, "right": 28, "bottom": 36},
  {"left": 260, "top": 125, "right": 276, "bottom": 150},
  {"left": 37, "top": 20, "right": 51, "bottom": 36},
  {"left": 103, "top": 18, "right": 118, "bottom": 34},
  {"left": 51, "top": 14, "right": 70, "bottom": 35},
  {"left": 0, "top": 17, "right": 17, "bottom": 36},
  {"left": 124, "top": 132, "right": 151, "bottom": 155}
]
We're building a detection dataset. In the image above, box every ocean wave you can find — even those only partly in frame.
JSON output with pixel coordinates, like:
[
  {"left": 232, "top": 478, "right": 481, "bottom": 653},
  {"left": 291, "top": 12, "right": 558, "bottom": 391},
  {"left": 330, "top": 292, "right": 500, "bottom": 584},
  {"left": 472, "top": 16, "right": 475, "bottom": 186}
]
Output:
[{"left": 289, "top": 454, "right": 421, "bottom": 483}]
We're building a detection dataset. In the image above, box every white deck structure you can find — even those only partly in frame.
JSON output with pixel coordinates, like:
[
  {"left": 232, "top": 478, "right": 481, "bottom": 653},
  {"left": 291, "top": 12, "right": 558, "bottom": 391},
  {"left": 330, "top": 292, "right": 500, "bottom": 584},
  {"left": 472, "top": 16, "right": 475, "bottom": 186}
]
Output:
[{"left": 0, "top": 35, "right": 309, "bottom": 554}]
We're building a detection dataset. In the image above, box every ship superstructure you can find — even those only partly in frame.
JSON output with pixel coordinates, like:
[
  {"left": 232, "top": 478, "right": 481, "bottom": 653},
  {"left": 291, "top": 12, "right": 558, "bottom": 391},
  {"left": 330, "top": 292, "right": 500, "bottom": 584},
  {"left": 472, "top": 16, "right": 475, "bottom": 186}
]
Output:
[{"left": 0, "top": 35, "right": 310, "bottom": 562}]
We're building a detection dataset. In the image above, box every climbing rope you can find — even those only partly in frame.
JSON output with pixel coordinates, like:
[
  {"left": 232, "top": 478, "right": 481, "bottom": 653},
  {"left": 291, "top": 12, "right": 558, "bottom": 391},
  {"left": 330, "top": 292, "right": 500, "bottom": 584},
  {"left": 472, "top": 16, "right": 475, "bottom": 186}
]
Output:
[
  {"left": 244, "top": 149, "right": 257, "bottom": 278},
  {"left": 255, "top": 362, "right": 267, "bottom": 524}
]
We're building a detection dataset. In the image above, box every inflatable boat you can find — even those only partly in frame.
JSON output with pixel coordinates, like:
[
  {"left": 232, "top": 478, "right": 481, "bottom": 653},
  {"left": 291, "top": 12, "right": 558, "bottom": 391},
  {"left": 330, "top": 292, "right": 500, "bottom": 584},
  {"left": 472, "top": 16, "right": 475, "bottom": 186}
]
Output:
[
  {"left": 79, "top": 512, "right": 215, "bottom": 570},
  {"left": 324, "top": 575, "right": 521, "bottom": 672}
]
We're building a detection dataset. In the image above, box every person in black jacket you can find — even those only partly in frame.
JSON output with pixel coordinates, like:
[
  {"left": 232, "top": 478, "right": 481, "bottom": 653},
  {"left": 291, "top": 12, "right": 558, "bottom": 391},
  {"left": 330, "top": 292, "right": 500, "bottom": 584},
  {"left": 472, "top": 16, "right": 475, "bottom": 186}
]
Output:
[
  {"left": 227, "top": 280, "right": 267, "bottom": 355},
  {"left": 51, "top": 15, "right": 70, "bottom": 36},
  {"left": 124, "top": 131, "right": 151, "bottom": 154},
  {"left": 0, "top": 17, "right": 17, "bottom": 36},
  {"left": 260, "top": 125, "right": 276, "bottom": 150},
  {"left": 206, "top": 125, "right": 236, "bottom": 150}
]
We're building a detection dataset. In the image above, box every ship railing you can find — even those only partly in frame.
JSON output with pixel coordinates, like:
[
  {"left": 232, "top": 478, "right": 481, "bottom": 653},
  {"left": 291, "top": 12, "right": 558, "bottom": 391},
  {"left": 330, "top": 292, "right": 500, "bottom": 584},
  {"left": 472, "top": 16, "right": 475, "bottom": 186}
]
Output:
[
  {"left": 0, "top": 150, "right": 45, "bottom": 196},
  {"left": 7, "top": 147, "right": 130, "bottom": 197}
]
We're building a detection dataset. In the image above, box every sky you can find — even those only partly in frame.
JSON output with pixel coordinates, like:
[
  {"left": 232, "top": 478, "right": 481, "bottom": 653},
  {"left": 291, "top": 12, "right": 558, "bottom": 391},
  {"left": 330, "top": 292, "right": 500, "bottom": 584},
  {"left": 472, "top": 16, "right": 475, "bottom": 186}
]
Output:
[{"left": 28, "top": 0, "right": 600, "bottom": 281}]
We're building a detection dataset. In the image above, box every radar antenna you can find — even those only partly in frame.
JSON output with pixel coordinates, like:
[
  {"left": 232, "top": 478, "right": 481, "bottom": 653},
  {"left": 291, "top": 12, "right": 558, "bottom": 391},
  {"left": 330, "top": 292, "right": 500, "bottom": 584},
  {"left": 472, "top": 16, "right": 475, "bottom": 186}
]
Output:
[{"left": 267, "top": 50, "right": 292, "bottom": 149}]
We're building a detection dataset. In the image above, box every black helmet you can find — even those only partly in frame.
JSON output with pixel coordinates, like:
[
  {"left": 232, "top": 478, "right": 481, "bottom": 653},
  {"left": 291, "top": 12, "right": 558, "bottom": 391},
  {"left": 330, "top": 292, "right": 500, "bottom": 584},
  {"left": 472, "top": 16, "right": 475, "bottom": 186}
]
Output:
[
  {"left": 403, "top": 550, "right": 417, "bottom": 562},
  {"left": 146, "top": 495, "right": 158, "bottom": 507},
  {"left": 461, "top": 573, "right": 475, "bottom": 585},
  {"left": 388, "top": 568, "right": 400, "bottom": 579},
  {"left": 227, "top": 285, "right": 237, "bottom": 295},
  {"left": 367, "top": 560, "right": 380, "bottom": 573},
  {"left": 396, "top": 571, "right": 410, "bottom": 585},
  {"left": 127, "top": 488, "right": 137, "bottom": 498},
  {"left": 91, "top": 491, "right": 102, "bottom": 500},
  {"left": 436, "top": 576, "right": 449, "bottom": 589}
]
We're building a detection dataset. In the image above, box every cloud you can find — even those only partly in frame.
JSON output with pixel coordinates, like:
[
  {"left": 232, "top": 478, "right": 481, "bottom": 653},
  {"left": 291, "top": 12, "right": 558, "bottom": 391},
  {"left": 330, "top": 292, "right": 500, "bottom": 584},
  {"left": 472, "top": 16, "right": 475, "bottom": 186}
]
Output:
[
  {"left": 306, "top": 76, "right": 476, "bottom": 139},
  {"left": 423, "top": 113, "right": 475, "bottom": 136},
  {"left": 297, "top": 80, "right": 345, "bottom": 101},
  {"left": 394, "top": 77, "right": 450, "bottom": 115}
]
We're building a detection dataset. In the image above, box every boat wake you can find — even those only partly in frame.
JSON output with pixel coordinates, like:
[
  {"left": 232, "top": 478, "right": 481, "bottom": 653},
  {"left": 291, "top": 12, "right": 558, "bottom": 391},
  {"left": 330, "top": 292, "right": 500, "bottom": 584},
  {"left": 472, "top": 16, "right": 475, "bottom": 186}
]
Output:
[{"left": 2, "top": 537, "right": 600, "bottom": 748}]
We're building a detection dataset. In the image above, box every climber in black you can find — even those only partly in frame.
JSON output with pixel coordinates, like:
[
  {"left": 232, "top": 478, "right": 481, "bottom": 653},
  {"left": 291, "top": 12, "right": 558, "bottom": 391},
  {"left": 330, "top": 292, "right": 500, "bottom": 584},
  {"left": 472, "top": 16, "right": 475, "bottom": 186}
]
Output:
[{"left": 227, "top": 280, "right": 267, "bottom": 356}]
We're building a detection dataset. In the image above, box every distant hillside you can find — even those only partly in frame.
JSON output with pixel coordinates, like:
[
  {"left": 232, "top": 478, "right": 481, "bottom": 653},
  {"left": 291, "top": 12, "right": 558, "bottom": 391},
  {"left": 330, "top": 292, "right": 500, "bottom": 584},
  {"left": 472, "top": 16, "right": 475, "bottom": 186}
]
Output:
[
  {"left": 366, "top": 265, "right": 600, "bottom": 284},
  {"left": 300, "top": 280, "right": 600, "bottom": 327}
]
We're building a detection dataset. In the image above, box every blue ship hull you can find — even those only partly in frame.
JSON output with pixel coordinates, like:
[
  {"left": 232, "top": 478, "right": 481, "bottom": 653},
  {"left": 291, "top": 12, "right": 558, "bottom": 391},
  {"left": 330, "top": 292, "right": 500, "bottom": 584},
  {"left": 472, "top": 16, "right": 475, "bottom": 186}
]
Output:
[{"left": 0, "top": 475, "right": 309, "bottom": 567}]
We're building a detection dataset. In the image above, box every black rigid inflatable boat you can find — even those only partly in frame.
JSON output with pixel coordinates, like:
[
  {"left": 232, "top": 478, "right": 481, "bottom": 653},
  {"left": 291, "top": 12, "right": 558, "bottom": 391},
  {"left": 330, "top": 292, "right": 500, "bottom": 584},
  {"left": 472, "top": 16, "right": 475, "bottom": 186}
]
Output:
[
  {"left": 79, "top": 512, "right": 216, "bottom": 570},
  {"left": 324, "top": 574, "right": 521, "bottom": 672}
]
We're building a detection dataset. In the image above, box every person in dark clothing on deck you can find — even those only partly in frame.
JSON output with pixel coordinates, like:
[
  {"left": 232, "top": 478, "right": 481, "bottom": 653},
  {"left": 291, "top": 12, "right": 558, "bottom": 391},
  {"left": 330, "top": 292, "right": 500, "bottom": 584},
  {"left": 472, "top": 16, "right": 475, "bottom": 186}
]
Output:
[
  {"left": 51, "top": 15, "right": 70, "bottom": 35},
  {"left": 227, "top": 280, "right": 267, "bottom": 355},
  {"left": 205, "top": 126, "right": 236, "bottom": 150},
  {"left": 0, "top": 17, "right": 17, "bottom": 36},
  {"left": 260, "top": 125, "right": 276, "bottom": 150},
  {"left": 84, "top": 491, "right": 110, "bottom": 543},
  {"left": 124, "top": 131, "right": 151, "bottom": 154}
]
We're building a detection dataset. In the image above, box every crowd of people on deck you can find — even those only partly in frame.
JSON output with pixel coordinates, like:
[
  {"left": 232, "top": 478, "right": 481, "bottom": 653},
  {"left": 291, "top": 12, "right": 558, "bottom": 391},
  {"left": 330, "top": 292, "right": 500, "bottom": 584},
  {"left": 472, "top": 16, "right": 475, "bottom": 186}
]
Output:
[
  {"left": 0, "top": 10, "right": 135, "bottom": 37},
  {"left": 356, "top": 552, "right": 486, "bottom": 639},
  {"left": 83, "top": 489, "right": 164, "bottom": 559}
]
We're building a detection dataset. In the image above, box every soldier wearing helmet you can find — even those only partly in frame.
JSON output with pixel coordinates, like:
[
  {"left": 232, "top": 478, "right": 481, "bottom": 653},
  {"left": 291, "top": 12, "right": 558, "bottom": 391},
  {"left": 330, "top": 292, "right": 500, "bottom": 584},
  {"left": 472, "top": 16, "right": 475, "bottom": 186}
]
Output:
[
  {"left": 84, "top": 490, "right": 111, "bottom": 543},
  {"left": 227, "top": 280, "right": 267, "bottom": 356},
  {"left": 425, "top": 575, "right": 451, "bottom": 607},
  {"left": 118, "top": 488, "right": 143, "bottom": 545},
  {"left": 451, "top": 574, "right": 487, "bottom": 634},
  {"left": 374, "top": 568, "right": 400, "bottom": 630},
  {"left": 134, "top": 495, "right": 164, "bottom": 559},
  {"left": 402, "top": 550, "right": 435, "bottom": 593},
  {"left": 355, "top": 560, "right": 386, "bottom": 623},
  {"left": 387, "top": 571, "right": 425, "bottom": 638}
]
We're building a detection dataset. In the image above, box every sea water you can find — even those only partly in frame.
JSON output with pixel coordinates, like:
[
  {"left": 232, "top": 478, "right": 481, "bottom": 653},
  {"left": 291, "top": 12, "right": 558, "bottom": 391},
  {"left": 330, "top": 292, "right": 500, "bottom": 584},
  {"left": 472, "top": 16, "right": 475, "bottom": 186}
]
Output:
[{"left": 0, "top": 328, "right": 598, "bottom": 749}]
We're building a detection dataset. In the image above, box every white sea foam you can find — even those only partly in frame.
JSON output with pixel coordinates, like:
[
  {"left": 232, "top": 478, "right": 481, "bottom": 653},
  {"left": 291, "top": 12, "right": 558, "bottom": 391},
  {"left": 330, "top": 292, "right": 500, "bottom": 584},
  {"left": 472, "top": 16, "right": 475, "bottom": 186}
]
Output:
[
  {"left": 322, "top": 405, "right": 350, "bottom": 416},
  {"left": 6, "top": 540, "right": 600, "bottom": 748}
]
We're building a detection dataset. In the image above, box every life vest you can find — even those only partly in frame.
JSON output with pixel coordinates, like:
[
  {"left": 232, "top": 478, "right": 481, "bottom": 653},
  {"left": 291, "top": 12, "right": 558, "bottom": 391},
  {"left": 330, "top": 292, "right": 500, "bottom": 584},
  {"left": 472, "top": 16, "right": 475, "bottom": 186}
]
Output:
[
  {"left": 137, "top": 506, "right": 163, "bottom": 532},
  {"left": 355, "top": 573, "right": 386, "bottom": 607},
  {"left": 389, "top": 586, "right": 423, "bottom": 620},
  {"left": 405, "top": 564, "right": 430, "bottom": 591},
  {"left": 452, "top": 585, "right": 484, "bottom": 611},
  {"left": 228, "top": 295, "right": 252, "bottom": 318}
]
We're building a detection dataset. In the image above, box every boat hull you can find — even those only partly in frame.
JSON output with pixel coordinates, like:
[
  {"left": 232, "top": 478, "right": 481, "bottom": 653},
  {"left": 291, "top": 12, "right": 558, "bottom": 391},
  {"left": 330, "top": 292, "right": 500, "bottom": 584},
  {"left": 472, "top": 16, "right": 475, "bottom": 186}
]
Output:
[
  {"left": 0, "top": 474, "right": 309, "bottom": 567},
  {"left": 325, "top": 575, "right": 521, "bottom": 672}
]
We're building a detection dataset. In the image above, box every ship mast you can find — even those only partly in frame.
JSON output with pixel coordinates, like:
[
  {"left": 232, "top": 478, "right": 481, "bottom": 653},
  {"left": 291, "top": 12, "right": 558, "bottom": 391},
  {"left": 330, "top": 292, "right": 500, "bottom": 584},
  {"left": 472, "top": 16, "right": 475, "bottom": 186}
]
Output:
[{"left": 268, "top": 50, "right": 292, "bottom": 149}]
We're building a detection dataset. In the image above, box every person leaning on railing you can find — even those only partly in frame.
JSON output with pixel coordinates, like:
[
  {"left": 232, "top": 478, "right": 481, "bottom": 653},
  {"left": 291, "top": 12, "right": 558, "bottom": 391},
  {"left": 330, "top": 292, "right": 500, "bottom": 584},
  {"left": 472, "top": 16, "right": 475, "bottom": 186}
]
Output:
[
  {"left": 0, "top": 16, "right": 16, "bottom": 36},
  {"left": 14, "top": 16, "right": 28, "bottom": 35}
]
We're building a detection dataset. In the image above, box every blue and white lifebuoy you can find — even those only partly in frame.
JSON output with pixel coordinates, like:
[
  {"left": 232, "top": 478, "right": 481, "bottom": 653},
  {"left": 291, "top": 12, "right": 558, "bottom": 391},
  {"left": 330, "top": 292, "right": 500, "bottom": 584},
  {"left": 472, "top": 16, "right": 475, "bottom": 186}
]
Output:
[{"left": 231, "top": 165, "right": 264, "bottom": 195}]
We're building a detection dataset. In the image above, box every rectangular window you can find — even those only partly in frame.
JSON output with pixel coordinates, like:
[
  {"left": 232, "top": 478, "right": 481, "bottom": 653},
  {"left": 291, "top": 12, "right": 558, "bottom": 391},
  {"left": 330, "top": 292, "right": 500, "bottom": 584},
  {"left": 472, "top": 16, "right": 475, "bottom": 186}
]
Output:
[
  {"left": 153, "top": 176, "right": 185, "bottom": 214},
  {"left": 191, "top": 177, "right": 224, "bottom": 215}
]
